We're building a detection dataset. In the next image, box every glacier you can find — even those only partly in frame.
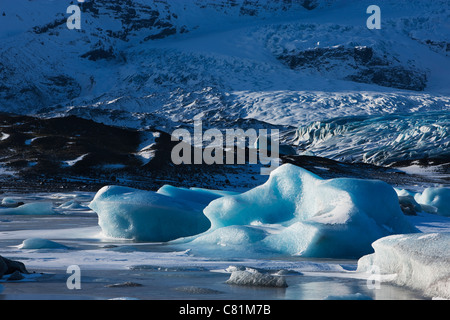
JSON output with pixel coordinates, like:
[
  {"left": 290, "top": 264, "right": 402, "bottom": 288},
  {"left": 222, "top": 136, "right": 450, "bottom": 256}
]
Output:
[
  {"left": 0, "top": 0, "right": 449, "bottom": 131},
  {"left": 293, "top": 111, "right": 450, "bottom": 167},
  {"left": 357, "top": 233, "right": 450, "bottom": 299}
]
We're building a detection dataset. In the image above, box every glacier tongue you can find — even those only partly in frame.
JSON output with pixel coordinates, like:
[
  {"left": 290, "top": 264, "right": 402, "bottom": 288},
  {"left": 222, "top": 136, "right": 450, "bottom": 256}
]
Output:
[{"left": 293, "top": 111, "right": 450, "bottom": 166}]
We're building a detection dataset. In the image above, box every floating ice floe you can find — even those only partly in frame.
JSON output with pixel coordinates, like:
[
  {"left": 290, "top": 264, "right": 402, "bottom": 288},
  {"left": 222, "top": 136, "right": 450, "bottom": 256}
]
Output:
[
  {"left": 357, "top": 232, "right": 450, "bottom": 299},
  {"left": 0, "top": 202, "right": 55, "bottom": 215}
]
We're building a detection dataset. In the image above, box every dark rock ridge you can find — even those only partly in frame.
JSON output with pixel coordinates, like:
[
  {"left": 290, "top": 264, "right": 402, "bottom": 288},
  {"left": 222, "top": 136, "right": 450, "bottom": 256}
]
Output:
[
  {"left": 0, "top": 255, "right": 29, "bottom": 279},
  {"left": 279, "top": 45, "right": 427, "bottom": 91},
  {"left": 0, "top": 113, "right": 444, "bottom": 193}
]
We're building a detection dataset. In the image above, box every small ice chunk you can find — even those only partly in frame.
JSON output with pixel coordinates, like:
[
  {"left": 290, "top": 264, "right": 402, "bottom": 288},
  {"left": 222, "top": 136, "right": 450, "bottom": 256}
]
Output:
[
  {"left": 226, "top": 270, "right": 288, "bottom": 288},
  {"left": 0, "top": 202, "right": 55, "bottom": 215},
  {"left": 58, "top": 200, "right": 85, "bottom": 210},
  {"left": 19, "top": 238, "right": 68, "bottom": 250}
]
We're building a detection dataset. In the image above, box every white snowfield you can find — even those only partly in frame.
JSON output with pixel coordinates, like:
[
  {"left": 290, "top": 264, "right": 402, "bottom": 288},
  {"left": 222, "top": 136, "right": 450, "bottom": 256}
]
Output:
[
  {"left": 0, "top": 0, "right": 449, "bottom": 131},
  {"left": 357, "top": 233, "right": 450, "bottom": 299}
]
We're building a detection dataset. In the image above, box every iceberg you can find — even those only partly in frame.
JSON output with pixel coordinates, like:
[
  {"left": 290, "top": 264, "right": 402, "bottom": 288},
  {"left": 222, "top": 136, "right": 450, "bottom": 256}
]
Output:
[
  {"left": 1, "top": 197, "right": 21, "bottom": 207},
  {"left": 0, "top": 202, "right": 55, "bottom": 215},
  {"left": 201, "top": 164, "right": 418, "bottom": 258},
  {"left": 19, "top": 238, "right": 69, "bottom": 250},
  {"left": 58, "top": 200, "right": 86, "bottom": 210},
  {"left": 89, "top": 185, "right": 212, "bottom": 241},
  {"left": 357, "top": 233, "right": 450, "bottom": 299},
  {"left": 414, "top": 187, "right": 450, "bottom": 217},
  {"left": 394, "top": 188, "right": 424, "bottom": 216},
  {"left": 89, "top": 164, "right": 418, "bottom": 258}
]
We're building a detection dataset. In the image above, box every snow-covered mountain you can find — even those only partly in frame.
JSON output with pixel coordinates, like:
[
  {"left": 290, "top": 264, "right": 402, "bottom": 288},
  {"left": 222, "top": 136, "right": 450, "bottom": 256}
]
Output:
[
  {"left": 0, "top": 0, "right": 449, "bottom": 186},
  {"left": 1, "top": 0, "right": 448, "bottom": 123}
]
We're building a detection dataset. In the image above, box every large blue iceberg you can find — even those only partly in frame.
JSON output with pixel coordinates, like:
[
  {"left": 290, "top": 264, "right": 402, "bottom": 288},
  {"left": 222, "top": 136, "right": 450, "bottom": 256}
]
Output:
[
  {"left": 200, "top": 164, "right": 418, "bottom": 258},
  {"left": 89, "top": 186, "right": 213, "bottom": 241},
  {"left": 414, "top": 187, "right": 450, "bottom": 217},
  {"left": 89, "top": 164, "right": 419, "bottom": 258}
]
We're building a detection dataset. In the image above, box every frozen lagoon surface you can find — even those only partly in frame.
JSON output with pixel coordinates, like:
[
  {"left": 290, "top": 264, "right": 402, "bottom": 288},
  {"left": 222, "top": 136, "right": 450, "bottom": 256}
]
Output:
[{"left": 0, "top": 171, "right": 449, "bottom": 300}]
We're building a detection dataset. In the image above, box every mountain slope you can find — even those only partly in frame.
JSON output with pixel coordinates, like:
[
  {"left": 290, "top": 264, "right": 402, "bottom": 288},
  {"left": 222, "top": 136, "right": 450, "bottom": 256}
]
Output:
[
  {"left": 0, "top": 0, "right": 449, "bottom": 126},
  {"left": 0, "top": 0, "right": 449, "bottom": 182}
]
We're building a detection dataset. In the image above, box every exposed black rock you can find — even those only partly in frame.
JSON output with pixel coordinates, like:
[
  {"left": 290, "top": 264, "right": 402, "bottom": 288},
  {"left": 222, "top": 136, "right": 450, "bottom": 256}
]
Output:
[
  {"left": 0, "top": 255, "right": 29, "bottom": 279},
  {"left": 279, "top": 45, "right": 427, "bottom": 91},
  {"left": 0, "top": 113, "right": 445, "bottom": 193}
]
